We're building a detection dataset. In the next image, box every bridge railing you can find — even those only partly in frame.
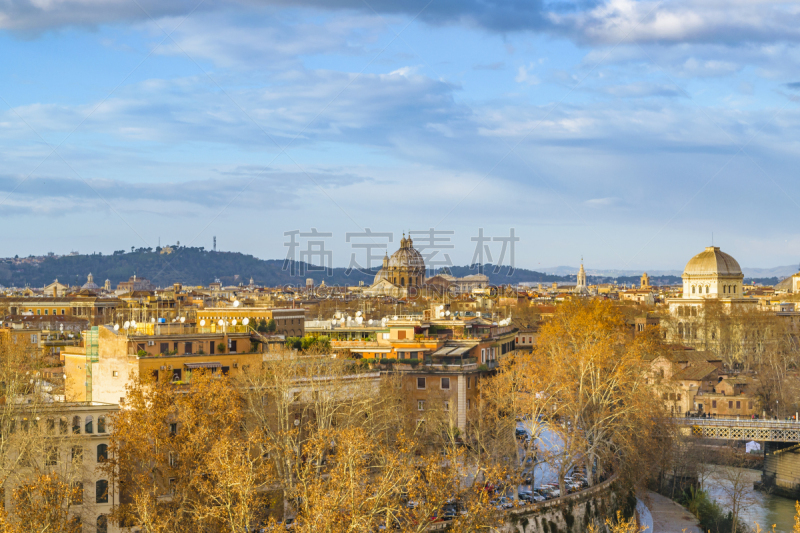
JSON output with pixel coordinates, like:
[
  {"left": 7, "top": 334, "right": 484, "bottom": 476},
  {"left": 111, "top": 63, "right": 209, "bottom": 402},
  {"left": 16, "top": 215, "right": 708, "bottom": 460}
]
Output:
[{"left": 669, "top": 418, "right": 800, "bottom": 429}]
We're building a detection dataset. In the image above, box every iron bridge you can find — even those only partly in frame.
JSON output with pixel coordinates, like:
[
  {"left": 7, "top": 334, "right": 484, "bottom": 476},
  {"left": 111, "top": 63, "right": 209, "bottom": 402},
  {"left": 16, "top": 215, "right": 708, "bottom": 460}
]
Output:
[{"left": 670, "top": 418, "right": 800, "bottom": 442}]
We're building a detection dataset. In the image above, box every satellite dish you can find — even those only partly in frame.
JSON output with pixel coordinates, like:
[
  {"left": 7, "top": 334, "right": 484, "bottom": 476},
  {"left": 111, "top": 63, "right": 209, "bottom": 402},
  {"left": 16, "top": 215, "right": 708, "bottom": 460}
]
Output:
[
  {"left": 200, "top": 319, "right": 206, "bottom": 326},
  {"left": 232, "top": 319, "right": 238, "bottom": 326},
  {"left": 123, "top": 321, "right": 130, "bottom": 329},
  {"left": 445, "top": 310, "right": 450, "bottom": 316},
  {"left": 356, "top": 316, "right": 363, "bottom": 324},
  {"left": 439, "top": 305, "right": 444, "bottom": 310},
  {"left": 356, "top": 311, "right": 362, "bottom": 317},
  {"left": 368, "top": 319, "right": 373, "bottom": 325},
  {"left": 243, "top": 318, "right": 249, "bottom": 325},
  {"left": 392, "top": 316, "right": 398, "bottom": 320},
  {"left": 150, "top": 318, "right": 156, "bottom": 323},
  {"left": 233, "top": 300, "right": 240, "bottom": 307},
  {"left": 180, "top": 317, "right": 185, "bottom": 323},
  {"left": 131, "top": 320, "right": 137, "bottom": 328},
  {"left": 218, "top": 320, "right": 224, "bottom": 326},
  {"left": 113, "top": 324, "right": 120, "bottom": 331}
]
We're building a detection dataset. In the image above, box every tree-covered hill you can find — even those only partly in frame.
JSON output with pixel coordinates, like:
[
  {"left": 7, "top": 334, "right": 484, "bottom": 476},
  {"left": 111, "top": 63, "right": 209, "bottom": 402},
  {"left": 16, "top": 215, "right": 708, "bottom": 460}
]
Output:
[{"left": 1, "top": 248, "right": 574, "bottom": 289}]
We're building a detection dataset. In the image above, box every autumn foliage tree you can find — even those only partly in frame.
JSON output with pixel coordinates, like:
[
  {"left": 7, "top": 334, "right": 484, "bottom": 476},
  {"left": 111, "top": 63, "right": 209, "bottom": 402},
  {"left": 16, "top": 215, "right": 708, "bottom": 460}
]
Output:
[{"left": 494, "top": 299, "right": 666, "bottom": 495}]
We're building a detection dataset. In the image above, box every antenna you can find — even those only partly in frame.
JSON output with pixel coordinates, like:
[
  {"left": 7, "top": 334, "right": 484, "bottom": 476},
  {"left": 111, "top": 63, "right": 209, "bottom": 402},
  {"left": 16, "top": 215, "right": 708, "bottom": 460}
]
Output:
[{"left": 213, "top": 236, "right": 217, "bottom": 252}]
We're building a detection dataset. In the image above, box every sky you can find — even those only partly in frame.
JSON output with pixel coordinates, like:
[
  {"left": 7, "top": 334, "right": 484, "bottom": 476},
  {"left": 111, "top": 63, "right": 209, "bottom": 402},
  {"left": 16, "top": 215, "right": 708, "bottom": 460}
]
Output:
[{"left": 2, "top": 0, "right": 800, "bottom": 272}]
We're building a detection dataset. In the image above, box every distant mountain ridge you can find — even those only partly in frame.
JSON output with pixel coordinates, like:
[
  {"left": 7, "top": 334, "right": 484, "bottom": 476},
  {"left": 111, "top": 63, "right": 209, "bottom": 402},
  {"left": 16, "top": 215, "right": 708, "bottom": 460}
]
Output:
[
  {"left": 0, "top": 249, "right": 573, "bottom": 289},
  {"left": 543, "top": 265, "right": 799, "bottom": 280},
  {"left": 0, "top": 249, "right": 793, "bottom": 289}
]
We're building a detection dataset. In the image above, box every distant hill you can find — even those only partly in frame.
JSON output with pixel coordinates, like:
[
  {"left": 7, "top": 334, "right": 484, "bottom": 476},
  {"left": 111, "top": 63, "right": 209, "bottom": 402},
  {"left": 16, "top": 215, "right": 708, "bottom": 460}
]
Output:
[
  {"left": 4, "top": 249, "right": 786, "bottom": 289},
  {"left": 0, "top": 249, "right": 571, "bottom": 289}
]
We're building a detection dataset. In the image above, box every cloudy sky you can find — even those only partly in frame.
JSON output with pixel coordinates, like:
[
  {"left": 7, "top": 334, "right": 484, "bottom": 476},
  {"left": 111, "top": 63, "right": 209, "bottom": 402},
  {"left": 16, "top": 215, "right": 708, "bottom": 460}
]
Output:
[{"left": 2, "top": 0, "right": 800, "bottom": 271}]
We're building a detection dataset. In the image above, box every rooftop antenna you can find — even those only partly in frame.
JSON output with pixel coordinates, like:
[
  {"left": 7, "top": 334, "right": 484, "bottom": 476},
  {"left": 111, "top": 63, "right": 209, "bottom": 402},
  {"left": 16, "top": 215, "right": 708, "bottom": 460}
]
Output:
[{"left": 213, "top": 236, "right": 217, "bottom": 252}]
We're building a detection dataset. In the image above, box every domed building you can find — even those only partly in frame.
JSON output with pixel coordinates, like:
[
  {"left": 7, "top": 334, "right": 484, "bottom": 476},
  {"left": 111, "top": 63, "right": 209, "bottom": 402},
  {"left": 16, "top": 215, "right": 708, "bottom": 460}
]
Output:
[
  {"left": 366, "top": 234, "right": 426, "bottom": 298},
  {"left": 680, "top": 246, "right": 744, "bottom": 299},
  {"left": 668, "top": 245, "right": 756, "bottom": 343}
]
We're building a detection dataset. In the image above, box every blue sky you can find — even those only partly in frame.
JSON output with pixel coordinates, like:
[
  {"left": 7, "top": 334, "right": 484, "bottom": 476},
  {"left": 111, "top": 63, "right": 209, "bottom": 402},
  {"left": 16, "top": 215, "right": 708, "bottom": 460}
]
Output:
[{"left": 2, "top": 0, "right": 800, "bottom": 271}]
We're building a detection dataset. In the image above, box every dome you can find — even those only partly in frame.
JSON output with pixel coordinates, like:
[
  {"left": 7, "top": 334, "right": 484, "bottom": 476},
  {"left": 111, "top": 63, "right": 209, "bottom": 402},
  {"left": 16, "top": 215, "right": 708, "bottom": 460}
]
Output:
[
  {"left": 683, "top": 247, "right": 742, "bottom": 277},
  {"left": 388, "top": 247, "right": 425, "bottom": 269}
]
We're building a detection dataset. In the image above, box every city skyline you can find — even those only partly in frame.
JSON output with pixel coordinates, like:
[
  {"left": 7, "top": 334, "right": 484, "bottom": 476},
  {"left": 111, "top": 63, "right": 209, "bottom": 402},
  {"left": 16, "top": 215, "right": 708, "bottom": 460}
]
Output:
[{"left": 2, "top": 1, "right": 800, "bottom": 269}]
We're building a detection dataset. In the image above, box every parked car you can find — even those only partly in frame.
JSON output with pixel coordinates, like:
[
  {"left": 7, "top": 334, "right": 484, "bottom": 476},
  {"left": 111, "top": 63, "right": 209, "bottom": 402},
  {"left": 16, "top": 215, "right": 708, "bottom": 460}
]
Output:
[{"left": 491, "top": 496, "right": 514, "bottom": 510}]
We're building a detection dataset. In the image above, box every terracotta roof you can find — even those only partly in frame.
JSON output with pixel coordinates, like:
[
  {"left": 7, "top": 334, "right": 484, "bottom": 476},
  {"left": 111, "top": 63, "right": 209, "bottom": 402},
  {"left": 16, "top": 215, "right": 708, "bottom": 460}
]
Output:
[
  {"left": 672, "top": 362, "right": 719, "bottom": 382},
  {"left": 670, "top": 350, "right": 721, "bottom": 364}
]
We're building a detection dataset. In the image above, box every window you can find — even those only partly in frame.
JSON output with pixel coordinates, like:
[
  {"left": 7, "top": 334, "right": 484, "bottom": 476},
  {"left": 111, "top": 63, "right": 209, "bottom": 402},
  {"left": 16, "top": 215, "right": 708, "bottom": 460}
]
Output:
[
  {"left": 712, "top": 400, "right": 717, "bottom": 408},
  {"left": 416, "top": 377, "right": 426, "bottom": 390},
  {"left": 728, "top": 401, "right": 733, "bottom": 409},
  {"left": 44, "top": 309, "right": 48, "bottom": 315},
  {"left": 97, "top": 417, "right": 105, "bottom": 433},
  {"left": 443, "top": 401, "right": 449, "bottom": 411},
  {"left": 397, "top": 331, "right": 406, "bottom": 340},
  {"left": 467, "top": 377, "right": 471, "bottom": 389},
  {"left": 172, "top": 369, "right": 182, "bottom": 382},
  {"left": 97, "top": 515, "right": 108, "bottom": 533},
  {"left": 60, "top": 417, "right": 68, "bottom": 434},
  {"left": 467, "top": 399, "right": 471, "bottom": 410},
  {"left": 97, "top": 444, "right": 108, "bottom": 463},
  {"left": 95, "top": 480, "right": 108, "bottom": 503},
  {"left": 30, "top": 334, "right": 38, "bottom": 343},
  {"left": 112, "top": 371, "right": 118, "bottom": 377},
  {"left": 85, "top": 416, "right": 93, "bottom": 434},
  {"left": 169, "top": 423, "right": 178, "bottom": 436},
  {"left": 72, "top": 416, "right": 81, "bottom": 434},
  {"left": 46, "top": 418, "right": 55, "bottom": 434},
  {"left": 481, "top": 349, "right": 485, "bottom": 363},
  {"left": 440, "top": 377, "right": 450, "bottom": 390},
  {"left": 736, "top": 401, "right": 741, "bottom": 409},
  {"left": 46, "top": 446, "right": 58, "bottom": 466},
  {"left": 168, "top": 478, "right": 176, "bottom": 495},
  {"left": 677, "top": 394, "right": 682, "bottom": 401},
  {"left": 72, "top": 446, "right": 83, "bottom": 463},
  {"left": 168, "top": 452, "right": 177, "bottom": 467},
  {"left": 61, "top": 309, "right": 65, "bottom": 315},
  {"left": 417, "top": 400, "right": 425, "bottom": 411},
  {"left": 749, "top": 401, "right": 753, "bottom": 409},
  {"left": 160, "top": 343, "right": 168, "bottom": 353},
  {"left": 71, "top": 482, "right": 83, "bottom": 505}
]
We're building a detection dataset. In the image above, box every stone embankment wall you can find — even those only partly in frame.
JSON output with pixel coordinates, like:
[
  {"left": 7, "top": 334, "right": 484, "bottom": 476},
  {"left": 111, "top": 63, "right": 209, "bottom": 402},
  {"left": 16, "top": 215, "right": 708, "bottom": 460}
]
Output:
[
  {"left": 762, "top": 442, "right": 800, "bottom": 499},
  {"left": 498, "top": 476, "right": 634, "bottom": 533}
]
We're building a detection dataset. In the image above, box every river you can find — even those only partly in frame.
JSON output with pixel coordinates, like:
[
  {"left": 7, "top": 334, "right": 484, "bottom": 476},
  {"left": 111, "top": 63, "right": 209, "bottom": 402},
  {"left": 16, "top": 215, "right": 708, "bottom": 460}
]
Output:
[{"left": 704, "top": 465, "right": 797, "bottom": 532}]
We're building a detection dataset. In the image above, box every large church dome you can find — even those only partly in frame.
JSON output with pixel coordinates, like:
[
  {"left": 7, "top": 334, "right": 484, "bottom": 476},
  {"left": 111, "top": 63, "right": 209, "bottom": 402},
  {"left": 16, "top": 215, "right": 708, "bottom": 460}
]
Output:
[
  {"left": 388, "top": 245, "right": 425, "bottom": 269},
  {"left": 683, "top": 246, "right": 742, "bottom": 277}
]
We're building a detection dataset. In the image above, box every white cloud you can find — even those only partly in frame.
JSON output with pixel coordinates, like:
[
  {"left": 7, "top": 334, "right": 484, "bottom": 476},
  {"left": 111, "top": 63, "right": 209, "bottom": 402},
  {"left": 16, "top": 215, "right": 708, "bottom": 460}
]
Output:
[{"left": 515, "top": 63, "right": 540, "bottom": 85}]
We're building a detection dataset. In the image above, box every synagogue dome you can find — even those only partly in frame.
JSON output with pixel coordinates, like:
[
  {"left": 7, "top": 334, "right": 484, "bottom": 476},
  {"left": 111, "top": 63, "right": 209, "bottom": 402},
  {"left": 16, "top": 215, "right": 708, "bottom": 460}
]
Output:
[{"left": 683, "top": 246, "right": 742, "bottom": 277}]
